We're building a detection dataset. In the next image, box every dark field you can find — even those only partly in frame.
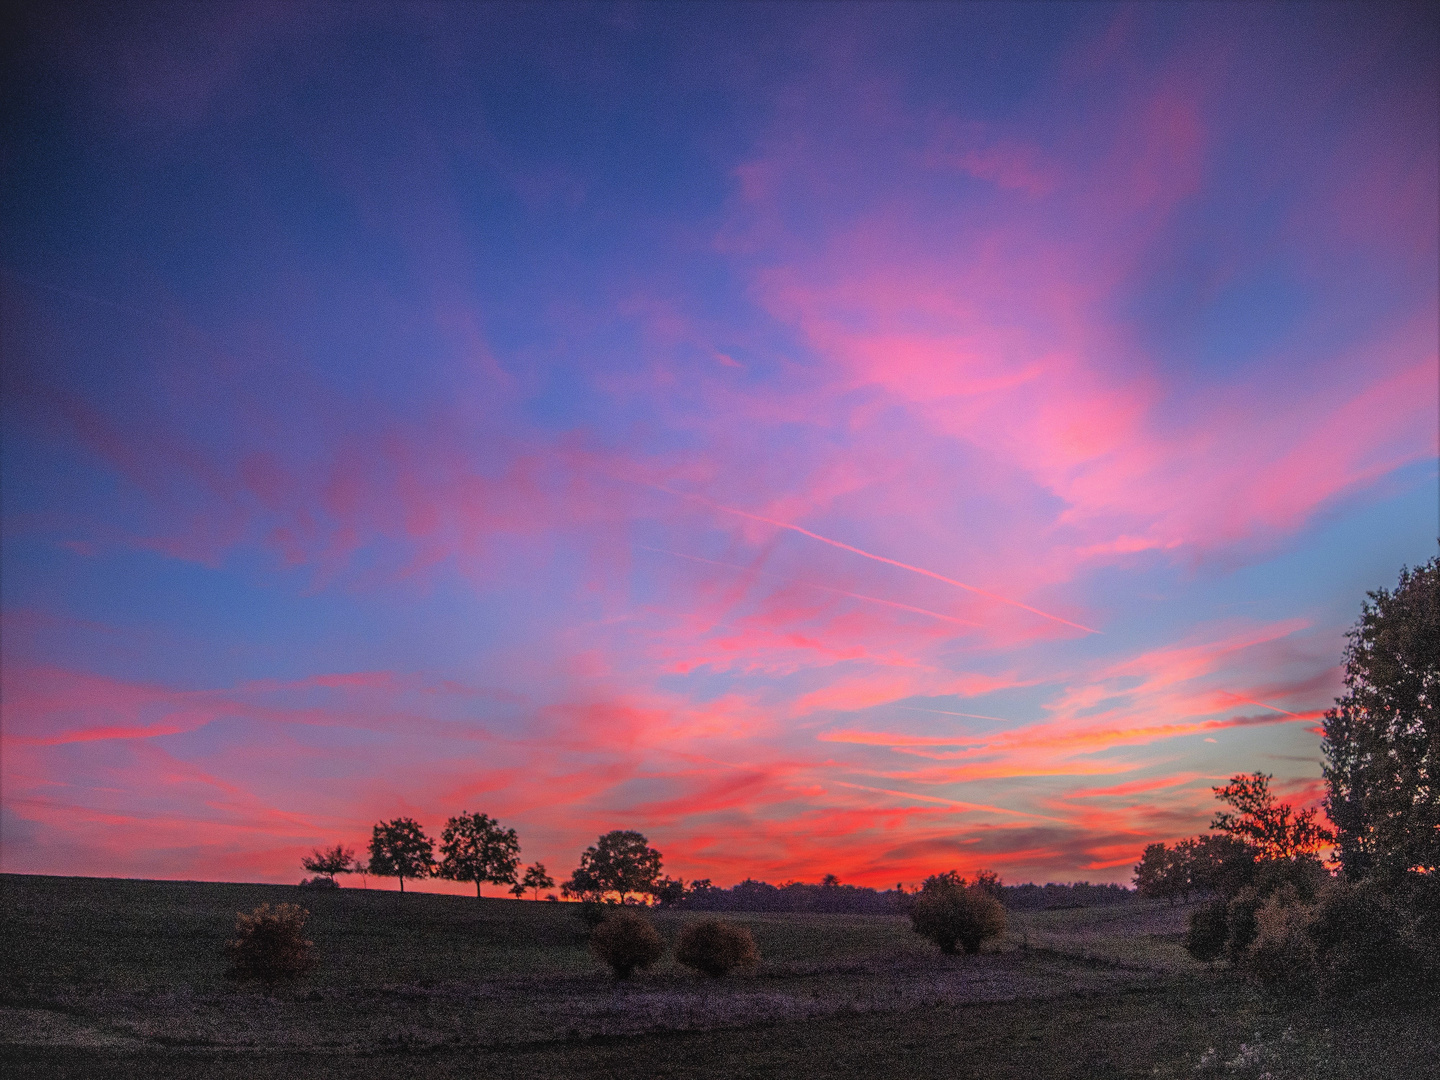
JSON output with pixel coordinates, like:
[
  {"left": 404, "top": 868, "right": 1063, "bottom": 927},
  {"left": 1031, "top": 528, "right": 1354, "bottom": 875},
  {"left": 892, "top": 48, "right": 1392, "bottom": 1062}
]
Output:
[{"left": 2, "top": 874, "right": 1433, "bottom": 1078}]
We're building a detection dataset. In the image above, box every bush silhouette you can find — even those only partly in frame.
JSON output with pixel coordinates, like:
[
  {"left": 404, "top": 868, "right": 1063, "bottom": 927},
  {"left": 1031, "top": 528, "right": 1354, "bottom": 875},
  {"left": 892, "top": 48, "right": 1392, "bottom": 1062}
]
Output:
[
  {"left": 675, "top": 919, "right": 760, "bottom": 977},
  {"left": 911, "top": 882, "right": 1007, "bottom": 955},
  {"left": 588, "top": 909, "right": 664, "bottom": 979},
  {"left": 1185, "top": 900, "right": 1229, "bottom": 961},
  {"left": 227, "top": 903, "right": 315, "bottom": 985}
]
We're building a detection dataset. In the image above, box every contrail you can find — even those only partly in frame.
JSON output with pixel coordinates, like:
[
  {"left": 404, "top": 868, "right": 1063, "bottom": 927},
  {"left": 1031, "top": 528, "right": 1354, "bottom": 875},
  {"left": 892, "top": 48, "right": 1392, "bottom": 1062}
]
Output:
[
  {"left": 832, "top": 781, "right": 1069, "bottom": 823},
  {"left": 637, "top": 546, "right": 980, "bottom": 627},
  {"left": 892, "top": 705, "right": 1016, "bottom": 723},
  {"left": 654, "top": 487, "right": 1101, "bottom": 635},
  {"left": 1219, "top": 694, "right": 1303, "bottom": 717}
]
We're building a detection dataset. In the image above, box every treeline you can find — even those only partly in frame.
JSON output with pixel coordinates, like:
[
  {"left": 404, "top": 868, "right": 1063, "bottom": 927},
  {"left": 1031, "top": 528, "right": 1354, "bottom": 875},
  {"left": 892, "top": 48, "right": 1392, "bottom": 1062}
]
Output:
[
  {"left": 678, "top": 876, "right": 1133, "bottom": 913},
  {"left": 301, "top": 820, "right": 1136, "bottom": 911}
]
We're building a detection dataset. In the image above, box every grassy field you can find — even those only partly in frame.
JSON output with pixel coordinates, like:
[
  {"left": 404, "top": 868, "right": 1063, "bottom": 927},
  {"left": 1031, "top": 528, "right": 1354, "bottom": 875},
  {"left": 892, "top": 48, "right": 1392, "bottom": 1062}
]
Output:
[{"left": 1, "top": 874, "right": 1433, "bottom": 1078}]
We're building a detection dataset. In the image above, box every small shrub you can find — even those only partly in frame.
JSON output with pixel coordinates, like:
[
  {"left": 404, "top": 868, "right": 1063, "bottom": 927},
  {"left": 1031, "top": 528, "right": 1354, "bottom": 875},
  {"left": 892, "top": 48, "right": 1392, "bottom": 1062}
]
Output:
[
  {"left": 227, "top": 903, "right": 315, "bottom": 985},
  {"left": 911, "top": 883, "right": 1007, "bottom": 955},
  {"left": 675, "top": 919, "right": 760, "bottom": 977},
  {"left": 298, "top": 876, "right": 339, "bottom": 889},
  {"left": 588, "top": 910, "right": 663, "bottom": 979},
  {"left": 1186, "top": 900, "right": 1229, "bottom": 962}
]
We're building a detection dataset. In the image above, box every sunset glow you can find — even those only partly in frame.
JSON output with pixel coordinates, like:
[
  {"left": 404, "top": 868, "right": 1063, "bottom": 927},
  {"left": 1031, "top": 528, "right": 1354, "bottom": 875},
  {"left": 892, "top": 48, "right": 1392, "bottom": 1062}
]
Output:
[{"left": 2, "top": 3, "right": 1436, "bottom": 891}]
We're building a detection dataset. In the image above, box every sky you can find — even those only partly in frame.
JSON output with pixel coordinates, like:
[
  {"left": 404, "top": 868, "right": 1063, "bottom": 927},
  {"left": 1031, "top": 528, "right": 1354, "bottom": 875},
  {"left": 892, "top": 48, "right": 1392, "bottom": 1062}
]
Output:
[{"left": 2, "top": 2, "right": 1436, "bottom": 892}]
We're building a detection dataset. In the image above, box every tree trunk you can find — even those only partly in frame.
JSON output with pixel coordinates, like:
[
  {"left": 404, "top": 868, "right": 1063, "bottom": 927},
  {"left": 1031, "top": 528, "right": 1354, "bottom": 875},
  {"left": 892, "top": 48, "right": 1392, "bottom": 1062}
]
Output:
[
  {"left": 476, "top": 881, "right": 482, "bottom": 898},
  {"left": 400, "top": 876, "right": 405, "bottom": 893}
]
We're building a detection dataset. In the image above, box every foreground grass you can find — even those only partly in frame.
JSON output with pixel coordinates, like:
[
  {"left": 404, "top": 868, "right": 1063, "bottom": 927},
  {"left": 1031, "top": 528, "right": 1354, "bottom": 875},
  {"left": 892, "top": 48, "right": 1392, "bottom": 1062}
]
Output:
[{"left": 2, "top": 874, "right": 1432, "bottom": 1078}]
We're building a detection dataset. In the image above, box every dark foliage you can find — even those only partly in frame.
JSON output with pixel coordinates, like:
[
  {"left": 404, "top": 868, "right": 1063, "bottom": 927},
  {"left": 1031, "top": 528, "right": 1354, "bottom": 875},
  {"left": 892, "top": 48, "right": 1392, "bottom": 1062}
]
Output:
[
  {"left": 1136, "top": 835, "right": 1256, "bottom": 906},
  {"left": 651, "top": 875, "right": 687, "bottom": 906},
  {"left": 226, "top": 902, "right": 315, "bottom": 985},
  {"left": 910, "top": 875, "right": 1007, "bottom": 955},
  {"left": 367, "top": 818, "right": 436, "bottom": 893},
  {"left": 588, "top": 909, "right": 664, "bottom": 979},
  {"left": 996, "top": 881, "right": 1136, "bottom": 910},
  {"left": 677, "top": 876, "right": 1132, "bottom": 913},
  {"left": 674, "top": 919, "right": 760, "bottom": 977},
  {"left": 298, "top": 876, "right": 339, "bottom": 889},
  {"left": 300, "top": 844, "right": 355, "bottom": 886},
  {"left": 437, "top": 812, "right": 520, "bottom": 897},
  {"left": 1323, "top": 557, "right": 1439, "bottom": 883},
  {"left": 1210, "top": 773, "right": 1332, "bottom": 861},
  {"left": 564, "top": 831, "right": 664, "bottom": 902},
  {"left": 684, "top": 877, "right": 907, "bottom": 913},
  {"left": 1186, "top": 900, "right": 1229, "bottom": 961}
]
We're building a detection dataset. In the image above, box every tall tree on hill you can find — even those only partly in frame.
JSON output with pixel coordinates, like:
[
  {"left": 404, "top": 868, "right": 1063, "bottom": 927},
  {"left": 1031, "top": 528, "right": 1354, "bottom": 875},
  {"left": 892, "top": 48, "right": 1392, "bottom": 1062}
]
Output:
[
  {"left": 563, "top": 830, "right": 663, "bottom": 903},
  {"left": 437, "top": 812, "right": 521, "bottom": 897},
  {"left": 1322, "top": 557, "right": 1439, "bottom": 882},
  {"left": 368, "top": 818, "right": 436, "bottom": 893}
]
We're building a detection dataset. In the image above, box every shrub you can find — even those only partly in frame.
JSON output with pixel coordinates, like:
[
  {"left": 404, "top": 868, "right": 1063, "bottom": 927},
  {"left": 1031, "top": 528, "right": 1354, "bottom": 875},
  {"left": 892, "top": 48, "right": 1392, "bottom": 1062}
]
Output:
[
  {"left": 1246, "top": 884, "right": 1318, "bottom": 987},
  {"left": 588, "top": 910, "right": 664, "bottom": 979},
  {"left": 227, "top": 903, "right": 315, "bottom": 985},
  {"left": 1186, "top": 900, "right": 1229, "bottom": 962},
  {"left": 298, "top": 876, "right": 339, "bottom": 889},
  {"left": 675, "top": 919, "right": 760, "bottom": 977},
  {"left": 911, "top": 882, "right": 1007, "bottom": 955}
]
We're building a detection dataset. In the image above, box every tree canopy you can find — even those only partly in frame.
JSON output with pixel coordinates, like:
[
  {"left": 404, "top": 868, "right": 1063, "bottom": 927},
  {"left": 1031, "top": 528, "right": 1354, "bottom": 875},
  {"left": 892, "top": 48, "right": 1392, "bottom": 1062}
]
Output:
[
  {"left": 1210, "top": 772, "right": 1332, "bottom": 861},
  {"left": 563, "top": 830, "right": 663, "bottom": 902},
  {"left": 514, "top": 862, "right": 555, "bottom": 900},
  {"left": 367, "top": 818, "right": 436, "bottom": 893},
  {"left": 437, "top": 812, "right": 520, "bottom": 897},
  {"left": 1322, "top": 557, "right": 1439, "bottom": 882},
  {"left": 300, "top": 843, "right": 355, "bottom": 884}
]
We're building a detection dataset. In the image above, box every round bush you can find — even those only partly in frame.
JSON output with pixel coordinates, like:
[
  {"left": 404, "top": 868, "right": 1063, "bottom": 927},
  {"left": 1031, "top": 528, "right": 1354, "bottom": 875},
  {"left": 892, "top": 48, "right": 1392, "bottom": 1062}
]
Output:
[
  {"left": 227, "top": 902, "right": 315, "bottom": 984},
  {"left": 588, "top": 910, "right": 664, "bottom": 979},
  {"left": 675, "top": 919, "right": 760, "bottom": 977},
  {"left": 911, "top": 885, "right": 1007, "bottom": 955}
]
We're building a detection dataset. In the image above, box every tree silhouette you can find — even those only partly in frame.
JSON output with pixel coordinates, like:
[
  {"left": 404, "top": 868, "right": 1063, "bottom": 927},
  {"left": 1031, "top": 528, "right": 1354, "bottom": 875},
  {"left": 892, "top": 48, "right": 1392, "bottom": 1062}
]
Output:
[
  {"left": 300, "top": 843, "right": 355, "bottom": 886},
  {"left": 1210, "top": 772, "right": 1332, "bottom": 861},
  {"left": 437, "top": 812, "right": 520, "bottom": 897},
  {"left": 563, "top": 830, "right": 663, "bottom": 902},
  {"left": 367, "top": 818, "right": 435, "bottom": 893},
  {"left": 515, "top": 862, "right": 554, "bottom": 900},
  {"left": 1323, "top": 558, "right": 1439, "bottom": 882}
]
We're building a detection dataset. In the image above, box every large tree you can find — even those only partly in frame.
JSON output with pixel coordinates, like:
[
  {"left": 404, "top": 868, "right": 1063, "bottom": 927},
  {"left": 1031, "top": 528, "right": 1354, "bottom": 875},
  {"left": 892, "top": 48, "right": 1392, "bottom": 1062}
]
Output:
[
  {"left": 1322, "top": 558, "right": 1439, "bottom": 882},
  {"left": 368, "top": 818, "right": 436, "bottom": 893},
  {"left": 563, "top": 830, "right": 663, "bottom": 902},
  {"left": 437, "top": 812, "right": 521, "bottom": 897}
]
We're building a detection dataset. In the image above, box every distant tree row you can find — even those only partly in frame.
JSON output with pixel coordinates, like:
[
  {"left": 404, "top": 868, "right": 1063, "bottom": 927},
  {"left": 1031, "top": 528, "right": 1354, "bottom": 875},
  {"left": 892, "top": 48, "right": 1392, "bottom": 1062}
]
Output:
[
  {"left": 307, "top": 816, "right": 1138, "bottom": 914},
  {"left": 301, "top": 812, "right": 553, "bottom": 898}
]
